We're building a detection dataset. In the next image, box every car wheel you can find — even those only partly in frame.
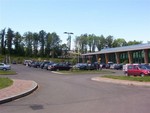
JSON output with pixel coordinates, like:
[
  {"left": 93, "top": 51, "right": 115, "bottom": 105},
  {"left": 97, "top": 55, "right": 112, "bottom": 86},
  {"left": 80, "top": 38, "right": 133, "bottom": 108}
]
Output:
[
  {"left": 3, "top": 68, "right": 7, "bottom": 71},
  {"left": 140, "top": 73, "right": 144, "bottom": 77}
]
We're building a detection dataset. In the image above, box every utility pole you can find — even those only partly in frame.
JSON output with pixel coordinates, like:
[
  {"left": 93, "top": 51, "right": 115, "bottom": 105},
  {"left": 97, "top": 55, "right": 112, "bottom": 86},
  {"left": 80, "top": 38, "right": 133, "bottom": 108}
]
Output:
[{"left": 64, "top": 32, "right": 73, "bottom": 51}]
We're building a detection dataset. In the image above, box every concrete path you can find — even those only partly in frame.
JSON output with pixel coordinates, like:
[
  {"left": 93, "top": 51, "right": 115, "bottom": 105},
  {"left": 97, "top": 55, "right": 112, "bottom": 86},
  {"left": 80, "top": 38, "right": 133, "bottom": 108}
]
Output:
[
  {"left": 92, "top": 77, "right": 150, "bottom": 87},
  {"left": 0, "top": 79, "right": 38, "bottom": 104}
]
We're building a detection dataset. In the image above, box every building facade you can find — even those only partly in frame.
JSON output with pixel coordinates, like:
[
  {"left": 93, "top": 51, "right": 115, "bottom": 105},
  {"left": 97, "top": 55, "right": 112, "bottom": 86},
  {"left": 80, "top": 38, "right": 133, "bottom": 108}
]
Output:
[{"left": 81, "top": 43, "right": 150, "bottom": 64}]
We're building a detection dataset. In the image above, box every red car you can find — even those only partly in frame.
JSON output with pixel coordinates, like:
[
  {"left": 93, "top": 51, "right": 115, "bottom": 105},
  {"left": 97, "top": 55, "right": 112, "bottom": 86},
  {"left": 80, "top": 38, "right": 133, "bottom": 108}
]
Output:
[{"left": 125, "top": 64, "right": 150, "bottom": 77}]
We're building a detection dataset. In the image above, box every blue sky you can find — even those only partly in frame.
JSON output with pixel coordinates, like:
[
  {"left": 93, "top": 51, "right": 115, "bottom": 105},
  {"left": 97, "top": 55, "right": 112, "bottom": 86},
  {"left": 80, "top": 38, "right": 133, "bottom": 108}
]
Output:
[{"left": 0, "top": 0, "right": 150, "bottom": 49}]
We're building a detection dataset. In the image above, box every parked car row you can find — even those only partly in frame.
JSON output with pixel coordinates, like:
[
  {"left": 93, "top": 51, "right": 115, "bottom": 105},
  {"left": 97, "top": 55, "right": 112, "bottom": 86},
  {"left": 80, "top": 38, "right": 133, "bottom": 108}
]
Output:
[
  {"left": 24, "top": 59, "right": 125, "bottom": 71},
  {"left": 24, "top": 60, "right": 72, "bottom": 71}
]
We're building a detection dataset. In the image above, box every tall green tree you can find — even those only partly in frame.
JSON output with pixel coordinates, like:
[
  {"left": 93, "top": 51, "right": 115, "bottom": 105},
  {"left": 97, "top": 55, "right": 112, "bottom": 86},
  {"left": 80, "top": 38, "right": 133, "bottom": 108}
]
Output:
[
  {"left": 80, "top": 34, "right": 88, "bottom": 53},
  {"left": 74, "top": 36, "right": 80, "bottom": 53},
  {"left": 95, "top": 35, "right": 106, "bottom": 51},
  {"left": 32, "top": 32, "right": 39, "bottom": 57},
  {"left": 105, "top": 35, "right": 113, "bottom": 48},
  {"left": 88, "top": 34, "right": 94, "bottom": 52},
  {"left": 45, "top": 33, "right": 52, "bottom": 57},
  {"left": 50, "top": 32, "right": 61, "bottom": 58},
  {"left": 24, "top": 32, "right": 33, "bottom": 57},
  {"left": 0, "top": 28, "right": 6, "bottom": 55},
  {"left": 60, "top": 43, "right": 68, "bottom": 57},
  {"left": 39, "top": 30, "right": 46, "bottom": 57},
  {"left": 13, "top": 32, "right": 24, "bottom": 55},
  {"left": 6, "top": 28, "right": 14, "bottom": 55}
]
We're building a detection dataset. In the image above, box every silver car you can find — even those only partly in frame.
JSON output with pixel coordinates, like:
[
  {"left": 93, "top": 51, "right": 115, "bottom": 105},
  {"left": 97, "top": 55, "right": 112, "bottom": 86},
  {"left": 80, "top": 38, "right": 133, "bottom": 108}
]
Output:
[{"left": 0, "top": 63, "right": 11, "bottom": 70}]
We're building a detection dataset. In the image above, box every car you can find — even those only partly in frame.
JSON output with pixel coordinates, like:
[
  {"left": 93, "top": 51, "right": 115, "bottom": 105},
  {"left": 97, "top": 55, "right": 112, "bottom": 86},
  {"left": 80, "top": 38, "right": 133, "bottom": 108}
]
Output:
[
  {"left": 73, "top": 63, "right": 97, "bottom": 70},
  {"left": 44, "top": 62, "right": 54, "bottom": 70},
  {"left": 114, "top": 64, "right": 123, "bottom": 70},
  {"left": 100, "top": 63, "right": 106, "bottom": 68},
  {"left": 73, "top": 63, "right": 87, "bottom": 70},
  {"left": 125, "top": 64, "right": 150, "bottom": 77},
  {"left": 123, "top": 63, "right": 138, "bottom": 74},
  {"left": 40, "top": 61, "right": 50, "bottom": 69},
  {"left": 31, "top": 61, "right": 41, "bottom": 68},
  {"left": 0, "top": 63, "right": 11, "bottom": 70},
  {"left": 105, "top": 62, "right": 114, "bottom": 69},
  {"left": 23, "top": 60, "right": 32, "bottom": 66},
  {"left": 48, "top": 63, "right": 72, "bottom": 71}
]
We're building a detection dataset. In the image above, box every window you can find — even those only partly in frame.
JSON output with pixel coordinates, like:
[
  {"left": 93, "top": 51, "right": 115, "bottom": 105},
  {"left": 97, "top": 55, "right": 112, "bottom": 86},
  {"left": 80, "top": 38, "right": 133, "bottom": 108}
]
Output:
[
  {"left": 128, "top": 65, "right": 133, "bottom": 69},
  {"left": 0, "top": 63, "right": 4, "bottom": 66}
]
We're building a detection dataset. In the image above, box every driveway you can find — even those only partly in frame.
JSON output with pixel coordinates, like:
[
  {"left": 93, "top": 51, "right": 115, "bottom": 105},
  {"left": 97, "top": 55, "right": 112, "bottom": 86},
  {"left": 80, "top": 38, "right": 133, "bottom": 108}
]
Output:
[{"left": 0, "top": 64, "right": 150, "bottom": 113}]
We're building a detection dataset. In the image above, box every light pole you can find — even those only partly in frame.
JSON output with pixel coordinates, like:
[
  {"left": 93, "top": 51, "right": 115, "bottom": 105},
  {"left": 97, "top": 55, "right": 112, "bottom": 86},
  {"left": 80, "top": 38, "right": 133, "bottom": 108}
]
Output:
[{"left": 64, "top": 32, "right": 73, "bottom": 51}]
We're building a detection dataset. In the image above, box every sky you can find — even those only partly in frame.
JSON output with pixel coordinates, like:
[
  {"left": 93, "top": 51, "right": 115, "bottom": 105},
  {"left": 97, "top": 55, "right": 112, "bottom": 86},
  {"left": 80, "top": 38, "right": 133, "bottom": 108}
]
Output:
[{"left": 0, "top": 0, "right": 150, "bottom": 49}]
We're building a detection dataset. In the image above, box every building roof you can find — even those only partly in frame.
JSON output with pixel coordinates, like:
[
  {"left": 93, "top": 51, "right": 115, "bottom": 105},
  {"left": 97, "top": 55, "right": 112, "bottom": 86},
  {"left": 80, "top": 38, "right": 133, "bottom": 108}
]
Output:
[{"left": 82, "top": 43, "right": 150, "bottom": 56}]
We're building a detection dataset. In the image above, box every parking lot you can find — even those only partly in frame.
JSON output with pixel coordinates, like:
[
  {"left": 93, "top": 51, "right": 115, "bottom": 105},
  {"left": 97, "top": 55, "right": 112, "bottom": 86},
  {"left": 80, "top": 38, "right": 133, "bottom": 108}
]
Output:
[{"left": 1, "top": 64, "right": 150, "bottom": 113}]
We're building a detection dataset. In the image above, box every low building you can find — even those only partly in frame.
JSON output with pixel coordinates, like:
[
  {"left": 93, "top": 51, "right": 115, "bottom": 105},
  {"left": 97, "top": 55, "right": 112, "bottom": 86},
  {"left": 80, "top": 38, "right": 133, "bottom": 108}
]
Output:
[{"left": 81, "top": 43, "right": 150, "bottom": 64}]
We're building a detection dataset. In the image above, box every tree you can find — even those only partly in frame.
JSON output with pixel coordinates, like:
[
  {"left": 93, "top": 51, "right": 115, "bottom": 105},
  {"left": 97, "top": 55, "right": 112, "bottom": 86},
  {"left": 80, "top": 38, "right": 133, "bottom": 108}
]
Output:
[
  {"left": 127, "top": 40, "right": 142, "bottom": 45},
  {"left": 0, "top": 28, "right": 6, "bottom": 55},
  {"left": 95, "top": 35, "right": 106, "bottom": 51},
  {"left": 79, "top": 34, "right": 88, "bottom": 53},
  {"left": 6, "top": 28, "right": 15, "bottom": 55},
  {"left": 50, "top": 32, "right": 62, "bottom": 58},
  {"left": 87, "top": 34, "right": 95, "bottom": 52},
  {"left": 13, "top": 32, "right": 24, "bottom": 55},
  {"left": 61, "top": 43, "right": 68, "bottom": 57},
  {"left": 112, "top": 38, "right": 127, "bottom": 47},
  {"left": 45, "top": 33, "right": 52, "bottom": 57},
  {"left": 39, "top": 30, "right": 46, "bottom": 57},
  {"left": 24, "top": 32, "right": 33, "bottom": 57},
  {"left": 105, "top": 35, "right": 113, "bottom": 48},
  {"left": 32, "top": 32, "right": 39, "bottom": 57}
]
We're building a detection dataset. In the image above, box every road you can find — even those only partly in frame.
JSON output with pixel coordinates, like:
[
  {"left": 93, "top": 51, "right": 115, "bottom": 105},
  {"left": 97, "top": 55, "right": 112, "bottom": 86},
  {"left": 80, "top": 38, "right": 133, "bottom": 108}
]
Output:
[{"left": 0, "top": 64, "right": 150, "bottom": 113}]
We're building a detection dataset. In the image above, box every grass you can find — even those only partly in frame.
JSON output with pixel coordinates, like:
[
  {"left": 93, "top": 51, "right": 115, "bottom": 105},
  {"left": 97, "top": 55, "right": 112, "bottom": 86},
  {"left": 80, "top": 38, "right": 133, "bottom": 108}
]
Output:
[
  {"left": 0, "top": 70, "right": 17, "bottom": 75},
  {"left": 102, "top": 75, "right": 150, "bottom": 82},
  {"left": 0, "top": 77, "right": 13, "bottom": 89},
  {"left": 57, "top": 69, "right": 115, "bottom": 74}
]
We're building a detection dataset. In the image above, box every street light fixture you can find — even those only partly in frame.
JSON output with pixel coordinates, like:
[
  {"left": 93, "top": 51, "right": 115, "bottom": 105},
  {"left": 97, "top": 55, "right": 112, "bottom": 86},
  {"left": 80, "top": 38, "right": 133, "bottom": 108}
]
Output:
[{"left": 64, "top": 32, "right": 74, "bottom": 50}]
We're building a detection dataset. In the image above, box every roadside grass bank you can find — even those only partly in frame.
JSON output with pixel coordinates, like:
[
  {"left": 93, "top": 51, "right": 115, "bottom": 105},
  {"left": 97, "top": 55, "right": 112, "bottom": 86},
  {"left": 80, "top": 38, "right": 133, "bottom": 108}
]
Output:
[
  {"left": 58, "top": 69, "right": 116, "bottom": 74},
  {"left": 102, "top": 75, "right": 150, "bottom": 82},
  {"left": 0, "top": 77, "right": 13, "bottom": 89},
  {"left": 0, "top": 70, "right": 17, "bottom": 75}
]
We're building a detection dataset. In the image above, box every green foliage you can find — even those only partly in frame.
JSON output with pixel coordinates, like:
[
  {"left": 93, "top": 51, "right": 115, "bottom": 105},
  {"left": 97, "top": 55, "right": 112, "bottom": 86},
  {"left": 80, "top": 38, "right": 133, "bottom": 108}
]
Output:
[
  {"left": 102, "top": 75, "right": 150, "bottom": 82},
  {"left": 112, "top": 38, "right": 127, "bottom": 47},
  {"left": 0, "top": 70, "right": 17, "bottom": 75},
  {"left": 127, "top": 40, "right": 142, "bottom": 45},
  {"left": 6, "top": 28, "right": 15, "bottom": 55},
  {"left": 58, "top": 69, "right": 115, "bottom": 74},
  {"left": 0, "top": 77, "right": 13, "bottom": 89}
]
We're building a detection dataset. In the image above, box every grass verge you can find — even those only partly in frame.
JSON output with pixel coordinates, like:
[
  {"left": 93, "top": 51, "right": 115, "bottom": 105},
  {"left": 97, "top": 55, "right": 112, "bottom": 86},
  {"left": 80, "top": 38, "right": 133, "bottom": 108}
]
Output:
[
  {"left": 0, "top": 70, "right": 17, "bottom": 75},
  {"left": 0, "top": 77, "right": 13, "bottom": 89},
  {"left": 58, "top": 69, "right": 115, "bottom": 74},
  {"left": 102, "top": 75, "right": 150, "bottom": 82}
]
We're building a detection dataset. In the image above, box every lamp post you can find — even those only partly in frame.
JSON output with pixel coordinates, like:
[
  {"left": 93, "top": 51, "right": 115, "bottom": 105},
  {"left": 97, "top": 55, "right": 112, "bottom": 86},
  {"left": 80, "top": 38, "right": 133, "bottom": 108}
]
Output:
[{"left": 64, "top": 32, "right": 73, "bottom": 51}]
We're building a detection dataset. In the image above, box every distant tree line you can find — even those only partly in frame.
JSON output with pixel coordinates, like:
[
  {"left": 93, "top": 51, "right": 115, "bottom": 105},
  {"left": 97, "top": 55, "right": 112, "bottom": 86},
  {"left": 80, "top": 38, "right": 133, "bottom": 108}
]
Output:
[
  {"left": 0, "top": 28, "right": 68, "bottom": 58},
  {"left": 74, "top": 34, "right": 143, "bottom": 54},
  {"left": 0, "top": 28, "right": 145, "bottom": 58}
]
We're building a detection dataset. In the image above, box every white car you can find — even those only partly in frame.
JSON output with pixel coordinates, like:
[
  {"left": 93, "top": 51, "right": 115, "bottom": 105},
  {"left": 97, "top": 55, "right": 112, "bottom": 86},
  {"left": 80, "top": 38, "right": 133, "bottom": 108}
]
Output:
[{"left": 0, "top": 63, "right": 11, "bottom": 70}]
